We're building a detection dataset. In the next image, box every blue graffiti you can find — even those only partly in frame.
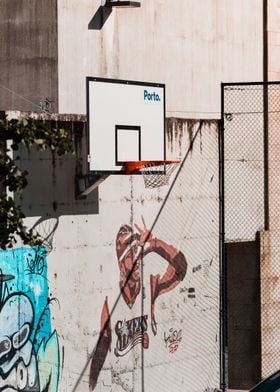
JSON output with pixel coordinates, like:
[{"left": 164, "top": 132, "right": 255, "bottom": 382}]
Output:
[{"left": 0, "top": 247, "right": 59, "bottom": 391}]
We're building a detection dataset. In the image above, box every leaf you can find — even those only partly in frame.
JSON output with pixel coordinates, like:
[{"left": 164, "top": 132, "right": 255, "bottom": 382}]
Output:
[{"left": 35, "top": 138, "right": 44, "bottom": 145}]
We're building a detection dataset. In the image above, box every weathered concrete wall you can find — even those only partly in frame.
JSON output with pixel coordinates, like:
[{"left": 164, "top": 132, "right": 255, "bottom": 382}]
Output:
[
  {"left": 0, "top": 0, "right": 58, "bottom": 112},
  {"left": 0, "top": 118, "right": 220, "bottom": 391},
  {"left": 0, "top": 0, "right": 263, "bottom": 116},
  {"left": 57, "top": 0, "right": 263, "bottom": 117},
  {"left": 0, "top": 1, "right": 265, "bottom": 389}
]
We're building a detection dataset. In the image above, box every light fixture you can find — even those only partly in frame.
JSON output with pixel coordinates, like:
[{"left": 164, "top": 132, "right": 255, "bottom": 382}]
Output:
[{"left": 102, "top": 0, "right": 141, "bottom": 7}]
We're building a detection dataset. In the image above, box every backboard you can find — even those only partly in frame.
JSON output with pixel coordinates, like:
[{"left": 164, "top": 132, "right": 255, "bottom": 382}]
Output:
[{"left": 86, "top": 77, "right": 166, "bottom": 174}]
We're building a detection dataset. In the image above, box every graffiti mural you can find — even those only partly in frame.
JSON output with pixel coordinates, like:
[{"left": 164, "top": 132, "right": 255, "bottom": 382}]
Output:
[
  {"left": 116, "top": 216, "right": 187, "bottom": 335},
  {"left": 0, "top": 247, "right": 59, "bottom": 392},
  {"left": 89, "top": 216, "right": 187, "bottom": 390}
]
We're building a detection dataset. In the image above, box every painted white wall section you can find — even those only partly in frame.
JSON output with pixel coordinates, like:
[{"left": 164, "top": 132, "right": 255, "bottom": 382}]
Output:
[
  {"left": 57, "top": 0, "right": 263, "bottom": 118},
  {"left": 1, "top": 119, "right": 220, "bottom": 391},
  {"left": 58, "top": 120, "right": 220, "bottom": 391}
]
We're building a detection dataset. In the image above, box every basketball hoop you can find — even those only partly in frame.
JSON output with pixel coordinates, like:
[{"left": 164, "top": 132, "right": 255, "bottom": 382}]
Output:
[{"left": 124, "top": 160, "right": 180, "bottom": 188}]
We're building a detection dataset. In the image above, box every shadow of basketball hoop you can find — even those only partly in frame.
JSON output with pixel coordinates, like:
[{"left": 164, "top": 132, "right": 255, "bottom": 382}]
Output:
[{"left": 31, "top": 217, "right": 59, "bottom": 255}]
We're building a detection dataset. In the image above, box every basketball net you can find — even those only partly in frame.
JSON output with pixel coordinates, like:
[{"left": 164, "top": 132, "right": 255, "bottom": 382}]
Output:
[
  {"left": 124, "top": 160, "right": 180, "bottom": 189},
  {"left": 31, "top": 217, "right": 59, "bottom": 255}
]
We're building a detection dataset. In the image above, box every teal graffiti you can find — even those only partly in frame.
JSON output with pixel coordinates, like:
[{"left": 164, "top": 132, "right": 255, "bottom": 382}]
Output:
[{"left": 0, "top": 247, "right": 59, "bottom": 391}]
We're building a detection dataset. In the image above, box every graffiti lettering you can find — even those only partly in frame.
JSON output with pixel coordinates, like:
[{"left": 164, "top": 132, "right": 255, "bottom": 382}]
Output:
[
  {"left": 188, "top": 287, "right": 195, "bottom": 298},
  {"left": 25, "top": 250, "right": 46, "bottom": 276},
  {"left": 202, "top": 258, "right": 213, "bottom": 278},
  {"left": 0, "top": 247, "right": 60, "bottom": 392},
  {"left": 179, "top": 287, "right": 196, "bottom": 298},
  {"left": 114, "top": 315, "right": 149, "bottom": 357},
  {"left": 164, "top": 328, "right": 182, "bottom": 353}
]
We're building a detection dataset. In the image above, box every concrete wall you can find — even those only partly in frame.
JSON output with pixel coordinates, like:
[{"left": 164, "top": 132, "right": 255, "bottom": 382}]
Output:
[
  {"left": 0, "top": 118, "right": 220, "bottom": 391},
  {"left": 0, "top": 0, "right": 58, "bottom": 112},
  {"left": 0, "top": 1, "right": 267, "bottom": 390},
  {"left": 57, "top": 0, "right": 263, "bottom": 117},
  {"left": 0, "top": 0, "right": 264, "bottom": 116}
]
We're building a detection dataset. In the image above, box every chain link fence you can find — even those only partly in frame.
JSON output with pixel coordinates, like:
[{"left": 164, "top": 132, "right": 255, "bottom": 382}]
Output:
[
  {"left": 222, "top": 82, "right": 280, "bottom": 383},
  {"left": 143, "top": 119, "right": 220, "bottom": 391},
  {"left": 222, "top": 84, "right": 266, "bottom": 242}
]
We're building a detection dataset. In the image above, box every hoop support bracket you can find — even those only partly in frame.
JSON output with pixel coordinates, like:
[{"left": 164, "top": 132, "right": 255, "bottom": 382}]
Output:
[
  {"left": 75, "top": 174, "right": 108, "bottom": 199},
  {"left": 104, "top": 1, "right": 141, "bottom": 7}
]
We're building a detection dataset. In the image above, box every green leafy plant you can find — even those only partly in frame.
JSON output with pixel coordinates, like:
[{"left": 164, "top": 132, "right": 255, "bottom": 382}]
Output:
[{"left": 0, "top": 115, "right": 73, "bottom": 249}]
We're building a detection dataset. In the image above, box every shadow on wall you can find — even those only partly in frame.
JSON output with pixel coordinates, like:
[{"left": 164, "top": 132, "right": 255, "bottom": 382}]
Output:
[{"left": 14, "top": 120, "right": 99, "bottom": 217}]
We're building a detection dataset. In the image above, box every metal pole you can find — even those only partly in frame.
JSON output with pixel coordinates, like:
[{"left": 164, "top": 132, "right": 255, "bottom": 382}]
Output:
[
  {"left": 220, "top": 84, "right": 228, "bottom": 392},
  {"left": 263, "top": 0, "right": 269, "bottom": 231}
]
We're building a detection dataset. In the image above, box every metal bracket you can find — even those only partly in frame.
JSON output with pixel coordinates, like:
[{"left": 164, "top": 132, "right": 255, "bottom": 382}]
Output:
[
  {"left": 75, "top": 175, "right": 108, "bottom": 199},
  {"left": 103, "top": 1, "right": 141, "bottom": 7}
]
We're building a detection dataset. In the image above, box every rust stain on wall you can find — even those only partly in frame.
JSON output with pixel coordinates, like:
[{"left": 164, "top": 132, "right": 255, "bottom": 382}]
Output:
[{"left": 166, "top": 118, "right": 217, "bottom": 155}]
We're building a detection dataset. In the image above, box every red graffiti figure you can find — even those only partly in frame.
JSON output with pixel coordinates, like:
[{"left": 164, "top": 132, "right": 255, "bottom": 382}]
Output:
[
  {"left": 89, "top": 217, "right": 187, "bottom": 390},
  {"left": 116, "top": 216, "right": 187, "bottom": 336}
]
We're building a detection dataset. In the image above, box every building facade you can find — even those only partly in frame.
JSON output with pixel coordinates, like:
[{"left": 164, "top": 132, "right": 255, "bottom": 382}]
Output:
[{"left": 1, "top": 1, "right": 275, "bottom": 391}]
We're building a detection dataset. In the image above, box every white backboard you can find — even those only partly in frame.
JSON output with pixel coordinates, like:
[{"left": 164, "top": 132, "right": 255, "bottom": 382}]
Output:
[{"left": 87, "top": 77, "right": 165, "bottom": 173}]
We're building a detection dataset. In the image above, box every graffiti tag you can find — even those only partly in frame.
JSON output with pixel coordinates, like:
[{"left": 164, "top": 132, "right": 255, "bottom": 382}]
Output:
[
  {"left": 193, "top": 264, "right": 202, "bottom": 273},
  {"left": 25, "top": 250, "right": 46, "bottom": 276},
  {"left": 164, "top": 328, "right": 182, "bottom": 353},
  {"left": 114, "top": 315, "right": 149, "bottom": 357},
  {"left": 179, "top": 287, "right": 196, "bottom": 298}
]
